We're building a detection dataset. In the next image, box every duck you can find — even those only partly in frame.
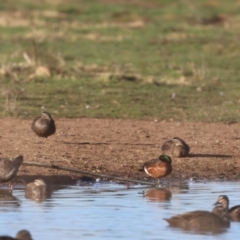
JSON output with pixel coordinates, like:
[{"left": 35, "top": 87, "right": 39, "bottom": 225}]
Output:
[
  {"left": 215, "top": 195, "right": 240, "bottom": 222},
  {"left": 140, "top": 155, "right": 172, "bottom": 184},
  {"left": 214, "top": 195, "right": 229, "bottom": 210},
  {"left": 0, "top": 155, "right": 23, "bottom": 189},
  {"left": 229, "top": 205, "right": 240, "bottom": 222},
  {"left": 165, "top": 195, "right": 230, "bottom": 233},
  {"left": 0, "top": 229, "right": 33, "bottom": 240},
  {"left": 31, "top": 112, "right": 56, "bottom": 139},
  {"left": 25, "top": 179, "right": 48, "bottom": 202},
  {"left": 161, "top": 137, "right": 190, "bottom": 157}
]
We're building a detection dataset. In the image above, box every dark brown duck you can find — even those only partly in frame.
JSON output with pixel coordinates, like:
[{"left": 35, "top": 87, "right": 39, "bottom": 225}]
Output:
[
  {"left": 215, "top": 195, "right": 240, "bottom": 222},
  {"left": 0, "top": 155, "right": 23, "bottom": 188},
  {"left": 161, "top": 137, "right": 190, "bottom": 157},
  {"left": 165, "top": 195, "right": 230, "bottom": 233},
  {"left": 0, "top": 230, "right": 33, "bottom": 240},
  {"left": 31, "top": 112, "right": 56, "bottom": 138}
]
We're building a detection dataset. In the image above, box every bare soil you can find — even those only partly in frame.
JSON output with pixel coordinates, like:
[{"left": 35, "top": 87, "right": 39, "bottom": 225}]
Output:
[{"left": 1, "top": 118, "right": 240, "bottom": 184}]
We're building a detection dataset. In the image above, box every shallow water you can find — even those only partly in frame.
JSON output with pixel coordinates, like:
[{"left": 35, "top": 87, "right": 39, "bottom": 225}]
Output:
[{"left": 1, "top": 181, "right": 240, "bottom": 239}]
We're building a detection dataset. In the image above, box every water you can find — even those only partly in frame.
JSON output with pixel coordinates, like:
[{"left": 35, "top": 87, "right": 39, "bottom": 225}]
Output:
[{"left": 1, "top": 181, "right": 240, "bottom": 239}]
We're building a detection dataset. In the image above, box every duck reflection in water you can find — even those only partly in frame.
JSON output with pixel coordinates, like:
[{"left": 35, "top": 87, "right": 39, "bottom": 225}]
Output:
[
  {"left": 25, "top": 179, "right": 50, "bottom": 202},
  {"left": 165, "top": 195, "right": 230, "bottom": 234},
  {"left": 0, "top": 230, "right": 33, "bottom": 240},
  {"left": 143, "top": 188, "right": 172, "bottom": 202},
  {"left": 0, "top": 189, "right": 20, "bottom": 208}
]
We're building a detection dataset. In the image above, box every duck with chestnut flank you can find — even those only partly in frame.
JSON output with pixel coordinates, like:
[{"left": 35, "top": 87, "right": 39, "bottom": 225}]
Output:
[{"left": 140, "top": 154, "right": 172, "bottom": 184}]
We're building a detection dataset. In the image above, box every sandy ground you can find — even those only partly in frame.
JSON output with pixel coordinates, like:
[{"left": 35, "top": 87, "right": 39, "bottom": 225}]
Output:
[{"left": 0, "top": 118, "right": 240, "bottom": 185}]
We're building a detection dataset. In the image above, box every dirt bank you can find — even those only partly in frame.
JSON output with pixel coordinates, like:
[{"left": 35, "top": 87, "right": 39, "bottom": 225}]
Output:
[{"left": 0, "top": 118, "right": 239, "bottom": 184}]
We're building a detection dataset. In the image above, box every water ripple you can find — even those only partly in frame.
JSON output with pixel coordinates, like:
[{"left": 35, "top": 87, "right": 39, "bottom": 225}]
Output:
[{"left": 0, "top": 181, "right": 240, "bottom": 239}]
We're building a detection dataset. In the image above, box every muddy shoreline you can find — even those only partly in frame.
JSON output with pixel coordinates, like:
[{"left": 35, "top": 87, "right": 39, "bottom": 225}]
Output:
[{"left": 1, "top": 118, "right": 239, "bottom": 185}]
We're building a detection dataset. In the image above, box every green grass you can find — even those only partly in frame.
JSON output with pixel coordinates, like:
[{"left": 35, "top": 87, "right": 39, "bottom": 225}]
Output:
[{"left": 1, "top": 0, "right": 240, "bottom": 122}]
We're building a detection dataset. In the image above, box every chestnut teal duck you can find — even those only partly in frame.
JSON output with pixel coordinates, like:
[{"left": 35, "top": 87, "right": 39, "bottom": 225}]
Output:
[{"left": 141, "top": 155, "right": 172, "bottom": 184}]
